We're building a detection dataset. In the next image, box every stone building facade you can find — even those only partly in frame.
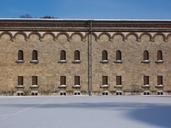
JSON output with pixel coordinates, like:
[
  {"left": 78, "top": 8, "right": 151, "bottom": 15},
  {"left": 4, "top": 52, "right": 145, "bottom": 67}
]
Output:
[{"left": 0, "top": 19, "right": 171, "bottom": 96}]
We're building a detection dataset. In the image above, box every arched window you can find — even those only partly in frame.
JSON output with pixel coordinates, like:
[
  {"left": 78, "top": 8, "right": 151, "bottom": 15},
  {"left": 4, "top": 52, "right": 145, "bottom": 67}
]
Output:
[
  {"left": 60, "top": 50, "right": 66, "bottom": 60},
  {"left": 32, "top": 50, "right": 38, "bottom": 60},
  {"left": 74, "top": 50, "right": 80, "bottom": 61},
  {"left": 116, "top": 50, "right": 122, "bottom": 61},
  {"left": 157, "top": 50, "right": 163, "bottom": 60},
  {"left": 102, "top": 50, "right": 108, "bottom": 61},
  {"left": 143, "top": 50, "right": 149, "bottom": 60},
  {"left": 18, "top": 50, "right": 24, "bottom": 60}
]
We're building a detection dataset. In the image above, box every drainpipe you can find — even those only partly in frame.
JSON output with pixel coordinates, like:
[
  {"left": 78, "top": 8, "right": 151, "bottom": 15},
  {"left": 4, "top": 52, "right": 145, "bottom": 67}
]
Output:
[{"left": 88, "top": 20, "right": 93, "bottom": 96}]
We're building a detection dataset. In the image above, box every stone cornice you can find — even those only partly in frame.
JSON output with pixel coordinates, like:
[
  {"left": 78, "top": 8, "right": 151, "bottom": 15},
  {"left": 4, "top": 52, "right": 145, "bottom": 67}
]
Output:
[{"left": 0, "top": 19, "right": 171, "bottom": 32}]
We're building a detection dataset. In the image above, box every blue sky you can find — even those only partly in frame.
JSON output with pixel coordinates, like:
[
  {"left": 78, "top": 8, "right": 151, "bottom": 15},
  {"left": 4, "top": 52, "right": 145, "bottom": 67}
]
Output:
[{"left": 0, "top": 0, "right": 171, "bottom": 19}]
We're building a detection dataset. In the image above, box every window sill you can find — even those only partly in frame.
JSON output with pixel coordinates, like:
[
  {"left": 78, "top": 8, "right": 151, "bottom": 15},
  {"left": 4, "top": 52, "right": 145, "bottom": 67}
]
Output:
[
  {"left": 155, "top": 60, "right": 164, "bottom": 64},
  {"left": 100, "top": 60, "right": 109, "bottom": 63},
  {"left": 155, "top": 85, "right": 164, "bottom": 88},
  {"left": 141, "top": 60, "right": 150, "bottom": 63},
  {"left": 72, "top": 85, "right": 81, "bottom": 88},
  {"left": 58, "top": 60, "right": 67, "bottom": 63},
  {"left": 16, "top": 85, "right": 24, "bottom": 88},
  {"left": 16, "top": 60, "right": 25, "bottom": 63},
  {"left": 58, "top": 85, "right": 67, "bottom": 88},
  {"left": 30, "top": 60, "right": 39, "bottom": 64},
  {"left": 100, "top": 84, "right": 109, "bottom": 88},
  {"left": 72, "top": 60, "right": 81, "bottom": 64},
  {"left": 30, "top": 85, "right": 39, "bottom": 88},
  {"left": 114, "top": 85, "right": 123, "bottom": 88},
  {"left": 142, "top": 85, "right": 150, "bottom": 88},
  {"left": 114, "top": 60, "right": 123, "bottom": 63}
]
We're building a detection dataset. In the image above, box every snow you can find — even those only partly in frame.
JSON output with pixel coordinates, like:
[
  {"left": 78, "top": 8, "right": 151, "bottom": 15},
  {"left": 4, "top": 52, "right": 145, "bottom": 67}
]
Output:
[{"left": 0, "top": 96, "right": 171, "bottom": 128}]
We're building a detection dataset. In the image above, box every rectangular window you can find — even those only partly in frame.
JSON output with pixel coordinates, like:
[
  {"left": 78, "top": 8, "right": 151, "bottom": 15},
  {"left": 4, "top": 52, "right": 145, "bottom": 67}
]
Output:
[
  {"left": 74, "top": 76, "right": 80, "bottom": 85},
  {"left": 144, "top": 76, "right": 149, "bottom": 85},
  {"left": 157, "top": 76, "right": 163, "bottom": 85},
  {"left": 32, "top": 76, "right": 38, "bottom": 85},
  {"left": 18, "top": 76, "right": 23, "bottom": 85},
  {"left": 116, "top": 76, "right": 122, "bottom": 85},
  {"left": 60, "top": 76, "right": 66, "bottom": 85},
  {"left": 102, "top": 76, "right": 108, "bottom": 85}
]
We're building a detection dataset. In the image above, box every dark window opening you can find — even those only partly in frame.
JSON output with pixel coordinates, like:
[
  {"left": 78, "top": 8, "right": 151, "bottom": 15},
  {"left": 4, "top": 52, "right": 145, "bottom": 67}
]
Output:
[
  {"left": 116, "top": 50, "right": 122, "bottom": 60},
  {"left": 116, "top": 76, "right": 122, "bottom": 85},
  {"left": 32, "top": 50, "right": 38, "bottom": 60},
  {"left": 74, "top": 76, "right": 80, "bottom": 85},
  {"left": 18, "top": 50, "right": 24, "bottom": 60},
  {"left": 102, "top": 76, "right": 108, "bottom": 85},
  {"left": 157, "top": 50, "right": 163, "bottom": 60},
  {"left": 144, "top": 76, "right": 149, "bottom": 85},
  {"left": 143, "top": 50, "right": 149, "bottom": 60},
  {"left": 18, "top": 76, "right": 23, "bottom": 85},
  {"left": 60, "top": 50, "right": 66, "bottom": 60},
  {"left": 102, "top": 50, "right": 108, "bottom": 60},
  {"left": 60, "top": 76, "right": 66, "bottom": 85},
  {"left": 74, "top": 50, "right": 80, "bottom": 60},
  {"left": 157, "top": 76, "right": 163, "bottom": 85},
  {"left": 32, "top": 76, "right": 38, "bottom": 85}
]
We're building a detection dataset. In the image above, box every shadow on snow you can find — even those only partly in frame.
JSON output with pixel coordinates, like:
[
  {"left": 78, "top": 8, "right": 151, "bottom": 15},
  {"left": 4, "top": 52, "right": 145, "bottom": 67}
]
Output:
[{"left": 0, "top": 102, "right": 171, "bottom": 128}]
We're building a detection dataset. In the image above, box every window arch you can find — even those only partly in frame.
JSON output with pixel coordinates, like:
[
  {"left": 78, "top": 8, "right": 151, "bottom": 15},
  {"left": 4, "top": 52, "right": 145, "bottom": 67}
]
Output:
[
  {"left": 116, "top": 50, "right": 122, "bottom": 61},
  {"left": 143, "top": 50, "right": 149, "bottom": 60},
  {"left": 32, "top": 50, "right": 38, "bottom": 60},
  {"left": 60, "top": 50, "right": 66, "bottom": 60},
  {"left": 102, "top": 50, "right": 108, "bottom": 60},
  {"left": 18, "top": 50, "right": 24, "bottom": 60},
  {"left": 74, "top": 50, "right": 80, "bottom": 60},
  {"left": 157, "top": 50, "right": 163, "bottom": 60}
]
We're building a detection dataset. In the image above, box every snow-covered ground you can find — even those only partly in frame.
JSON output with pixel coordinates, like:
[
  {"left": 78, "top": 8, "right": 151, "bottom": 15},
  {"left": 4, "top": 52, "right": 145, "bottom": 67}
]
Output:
[{"left": 0, "top": 96, "right": 171, "bottom": 128}]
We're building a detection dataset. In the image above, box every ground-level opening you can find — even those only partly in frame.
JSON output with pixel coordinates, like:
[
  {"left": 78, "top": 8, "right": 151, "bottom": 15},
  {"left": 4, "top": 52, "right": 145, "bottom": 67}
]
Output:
[
  {"left": 143, "top": 91, "right": 151, "bottom": 95},
  {"left": 74, "top": 91, "right": 81, "bottom": 96},
  {"left": 102, "top": 91, "right": 109, "bottom": 95},
  {"left": 157, "top": 91, "right": 164, "bottom": 95},
  {"left": 116, "top": 91, "right": 123, "bottom": 95},
  {"left": 31, "top": 92, "right": 38, "bottom": 96},
  {"left": 60, "top": 91, "right": 67, "bottom": 96}
]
